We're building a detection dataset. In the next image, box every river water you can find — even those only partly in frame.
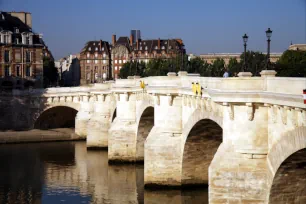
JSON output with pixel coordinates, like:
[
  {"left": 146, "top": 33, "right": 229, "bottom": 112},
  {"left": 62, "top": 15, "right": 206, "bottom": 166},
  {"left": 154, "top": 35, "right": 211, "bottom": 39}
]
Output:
[{"left": 0, "top": 141, "right": 208, "bottom": 204}]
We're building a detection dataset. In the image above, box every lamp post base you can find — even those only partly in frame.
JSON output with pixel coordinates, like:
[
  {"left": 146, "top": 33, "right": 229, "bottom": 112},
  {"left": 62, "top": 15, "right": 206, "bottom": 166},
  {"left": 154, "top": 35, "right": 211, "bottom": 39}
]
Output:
[{"left": 237, "top": 72, "right": 253, "bottom": 77}]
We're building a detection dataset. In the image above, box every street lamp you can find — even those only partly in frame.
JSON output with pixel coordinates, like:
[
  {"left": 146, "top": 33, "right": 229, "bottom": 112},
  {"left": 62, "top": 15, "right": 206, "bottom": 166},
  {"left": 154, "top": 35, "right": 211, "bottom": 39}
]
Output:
[
  {"left": 265, "top": 28, "right": 272, "bottom": 70},
  {"left": 242, "top": 33, "right": 248, "bottom": 72}
]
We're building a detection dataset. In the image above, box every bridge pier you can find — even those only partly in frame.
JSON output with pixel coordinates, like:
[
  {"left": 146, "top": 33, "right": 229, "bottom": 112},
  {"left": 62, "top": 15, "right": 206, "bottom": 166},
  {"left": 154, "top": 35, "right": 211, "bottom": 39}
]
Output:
[
  {"left": 108, "top": 93, "right": 138, "bottom": 162},
  {"left": 87, "top": 94, "right": 116, "bottom": 149},
  {"left": 75, "top": 94, "right": 93, "bottom": 138}
]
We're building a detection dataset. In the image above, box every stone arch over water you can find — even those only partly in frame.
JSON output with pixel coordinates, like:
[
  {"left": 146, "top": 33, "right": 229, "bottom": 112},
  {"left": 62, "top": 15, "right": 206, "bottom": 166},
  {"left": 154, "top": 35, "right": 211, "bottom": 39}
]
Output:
[
  {"left": 268, "top": 127, "right": 306, "bottom": 203},
  {"left": 136, "top": 106, "right": 154, "bottom": 162},
  {"left": 34, "top": 106, "right": 78, "bottom": 130},
  {"left": 181, "top": 118, "right": 222, "bottom": 185}
]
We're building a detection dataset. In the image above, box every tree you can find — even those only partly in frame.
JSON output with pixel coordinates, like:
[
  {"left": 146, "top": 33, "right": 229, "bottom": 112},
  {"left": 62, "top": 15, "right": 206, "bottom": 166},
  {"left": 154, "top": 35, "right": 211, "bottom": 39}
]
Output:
[
  {"left": 240, "top": 51, "right": 266, "bottom": 76},
  {"left": 210, "top": 58, "right": 225, "bottom": 77},
  {"left": 227, "top": 58, "right": 240, "bottom": 77},
  {"left": 43, "top": 56, "right": 58, "bottom": 88},
  {"left": 188, "top": 57, "right": 211, "bottom": 76},
  {"left": 275, "top": 50, "right": 306, "bottom": 77}
]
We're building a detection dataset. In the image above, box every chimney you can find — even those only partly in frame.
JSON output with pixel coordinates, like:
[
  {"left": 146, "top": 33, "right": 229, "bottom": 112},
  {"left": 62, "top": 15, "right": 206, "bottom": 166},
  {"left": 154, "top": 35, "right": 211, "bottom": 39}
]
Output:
[
  {"left": 99, "top": 40, "right": 103, "bottom": 51},
  {"left": 130, "top": 34, "right": 133, "bottom": 46},
  {"left": 112, "top": 35, "right": 116, "bottom": 45},
  {"left": 136, "top": 39, "right": 139, "bottom": 50},
  {"left": 158, "top": 38, "right": 161, "bottom": 49}
]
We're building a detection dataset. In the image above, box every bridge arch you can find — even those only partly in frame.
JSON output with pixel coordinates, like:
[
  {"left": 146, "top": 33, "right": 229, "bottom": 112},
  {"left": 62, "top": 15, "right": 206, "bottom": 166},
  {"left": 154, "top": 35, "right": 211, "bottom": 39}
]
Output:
[
  {"left": 34, "top": 105, "right": 79, "bottom": 130},
  {"left": 180, "top": 110, "right": 223, "bottom": 185},
  {"left": 136, "top": 105, "right": 154, "bottom": 162},
  {"left": 268, "top": 127, "right": 306, "bottom": 203}
]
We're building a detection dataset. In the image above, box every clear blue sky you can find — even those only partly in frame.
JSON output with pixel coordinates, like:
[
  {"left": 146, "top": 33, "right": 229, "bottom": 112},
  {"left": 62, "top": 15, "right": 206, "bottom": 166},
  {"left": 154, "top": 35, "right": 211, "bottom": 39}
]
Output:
[{"left": 1, "top": 0, "right": 305, "bottom": 60}]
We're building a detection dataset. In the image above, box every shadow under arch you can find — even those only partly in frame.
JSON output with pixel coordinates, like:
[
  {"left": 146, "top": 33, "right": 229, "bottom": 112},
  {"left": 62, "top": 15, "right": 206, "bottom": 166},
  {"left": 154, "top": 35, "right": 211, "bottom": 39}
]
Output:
[
  {"left": 268, "top": 127, "right": 306, "bottom": 203},
  {"left": 34, "top": 106, "right": 78, "bottom": 130},
  {"left": 136, "top": 106, "right": 154, "bottom": 162},
  {"left": 181, "top": 118, "right": 222, "bottom": 186},
  {"left": 269, "top": 148, "right": 306, "bottom": 204}
]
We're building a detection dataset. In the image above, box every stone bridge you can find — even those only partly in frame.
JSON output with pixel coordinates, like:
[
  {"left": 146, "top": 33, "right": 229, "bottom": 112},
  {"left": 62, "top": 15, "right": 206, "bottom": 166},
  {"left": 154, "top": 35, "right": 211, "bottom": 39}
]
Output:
[{"left": 3, "top": 71, "right": 306, "bottom": 203}]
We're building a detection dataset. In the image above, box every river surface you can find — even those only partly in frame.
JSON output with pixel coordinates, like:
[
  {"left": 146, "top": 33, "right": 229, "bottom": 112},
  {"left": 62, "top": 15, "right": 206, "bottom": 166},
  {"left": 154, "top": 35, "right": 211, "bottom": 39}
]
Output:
[{"left": 0, "top": 141, "right": 208, "bottom": 204}]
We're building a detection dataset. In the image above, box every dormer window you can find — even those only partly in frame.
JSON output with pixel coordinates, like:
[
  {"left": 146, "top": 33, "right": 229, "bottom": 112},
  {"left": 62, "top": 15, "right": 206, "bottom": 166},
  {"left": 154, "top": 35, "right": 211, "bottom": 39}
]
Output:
[
  {"left": 169, "top": 46, "right": 172, "bottom": 49},
  {"left": 155, "top": 46, "right": 158, "bottom": 49},
  {"left": 165, "top": 41, "right": 167, "bottom": 44},
  {"left": 161, "top": 46, "right": 165, "bottom": 50},
  {"left": 102, "top": 47, "right": 104, "bottom": 51},
  {"left": 95, "top": 47, "right": 98, "bottom": 51},
  {"left": 88, "top": 47, "right": 91, "bottom": 51},
  {"left": 145, "top": 46, "right": 148, "bottom": 50},
  {"left": 144, "top": 42, "right": 146, "bottom": 45},
  {"left": 14, "top": 28, "right": 19, "bottom": 33},
  {"left": 140, "top": 46, "right": 142, "bottom": 50}
]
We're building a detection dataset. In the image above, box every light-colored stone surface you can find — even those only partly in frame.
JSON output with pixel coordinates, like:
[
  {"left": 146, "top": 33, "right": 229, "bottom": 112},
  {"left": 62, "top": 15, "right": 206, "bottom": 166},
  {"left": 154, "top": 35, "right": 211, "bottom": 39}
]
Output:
[{"left": 0, "top": 75, "right": 305, "bottom": 203}]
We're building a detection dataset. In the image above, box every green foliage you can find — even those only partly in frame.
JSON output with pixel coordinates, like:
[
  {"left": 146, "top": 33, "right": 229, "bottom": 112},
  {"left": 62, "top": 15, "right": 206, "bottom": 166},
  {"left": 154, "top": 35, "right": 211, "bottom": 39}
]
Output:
[
  {"left": 227, "top": 58, "right": 240, "bottom": 77},
  {"left": 210, "top": 58, "right": 225, "bottom": 77},
  {"left": 187, "top": 57, "right": 210, "bottom": 76},
  {"left": 275, "top": 50, "right": 306, "bottom": 77},
  {"left": 43, "top": 56, "right": 58, "bottom": 87},
  {"left": 240, "top": 51, "right": 266, "bottom": 76}
]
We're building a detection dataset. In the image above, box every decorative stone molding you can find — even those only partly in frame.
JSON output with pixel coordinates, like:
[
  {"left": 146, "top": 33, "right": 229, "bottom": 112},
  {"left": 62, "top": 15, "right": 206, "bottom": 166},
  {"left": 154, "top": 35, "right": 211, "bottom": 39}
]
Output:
[
  {"left": 154, "top": 94, "right": 160, "bottom": 106},
  {"left": 281, "top": 106, "right": 289, "bottom": 125},
  {"left": 123, "top": 92, "right": 129, "bottom": 102},
  {"left": 246, "top": 103, "right": 254, "bottom": 121},
  {"left": 238, "top": 72, "right": 253, "bottom": 77},
  {"left": 167, "top": 94, "right": 173, "bottom": 106}
]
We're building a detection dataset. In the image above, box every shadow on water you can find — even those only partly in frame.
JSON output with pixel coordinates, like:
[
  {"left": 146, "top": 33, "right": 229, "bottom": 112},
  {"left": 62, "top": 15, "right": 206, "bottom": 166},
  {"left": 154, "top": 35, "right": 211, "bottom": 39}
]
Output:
[{"left": 0, "top": 141, "right": 208, "bottom": 204}]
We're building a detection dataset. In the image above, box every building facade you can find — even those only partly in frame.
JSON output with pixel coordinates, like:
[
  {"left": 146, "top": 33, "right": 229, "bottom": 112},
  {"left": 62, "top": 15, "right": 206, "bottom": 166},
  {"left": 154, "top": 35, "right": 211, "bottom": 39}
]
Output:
[
  {"left": 0, "top": 11, "right": 52, "bottom": 89},
  {"left": 199, "top": 52, "right": 282, "bottom": 65},
  {"left": 79, "top": 40, "right": 111, "bottom": 85},
  {"left": 289, "top": 44, "right": 306, "bottom": 51},
  {"left": 55, "top": 54, "right": 80, "bottom": 87},
  {"left": 111, "top": 33, "right": 185, "bottom": 79}
]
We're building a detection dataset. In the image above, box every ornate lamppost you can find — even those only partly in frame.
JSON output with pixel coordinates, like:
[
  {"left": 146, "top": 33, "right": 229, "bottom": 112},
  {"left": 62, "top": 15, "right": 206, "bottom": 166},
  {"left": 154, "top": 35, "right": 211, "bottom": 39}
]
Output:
[
  {"left": 242, "top": 33, "right": 248, "bottom": 72},
  {"left": 265, "top": 28, "right": 272, "bottom": 70}
]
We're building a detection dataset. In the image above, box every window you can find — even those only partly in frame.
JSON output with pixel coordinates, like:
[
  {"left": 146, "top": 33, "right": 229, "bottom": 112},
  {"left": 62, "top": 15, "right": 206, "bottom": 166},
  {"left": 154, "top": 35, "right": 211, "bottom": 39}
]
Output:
[
  {"left": 88, "top": 47, "right": 91, "bottom": 51},
  {"left": 4, "top": 50, "right": 9, "bottom": 63},
  {"left": 4, "top": 65, "right": 10, "bottom": 76},
  {"left": 115, "top": 60, "right": 118, "bottom": 64},
  {"left": 155, "top": 46, "right": 158, "bottom": 49},
  {"left": 169, "top": 46, "right": 172, "bottom": 49},
  {"left": 115, "top": 66, "right": 118, "bottom": 71},
  {"left": 119, "top": 66, "right": 122, "bottom": 70},
  {"left": 26, "top": 35, "right": 30, "bottom": 44},
  {"left": 95, "top": 47, "right": 98, "bottom": 51},
  {"left": 165, "top": 41, "right": 167, "bottom": 44},
  {"left": 26, "top": 51, "right": 31, "bottom": 62},
  {"left": 162, "top": 46, "right": 165, "bottom": 50},
  {"left": 26, "top": 66, "right": 31, "bottom": 76},
  {"left": 95, "top": 60, "right": 98, "bottom": 64},
  {"left": 87, "top": 60, "right": 90, "bottom": 63},
  {"left": 103, "top": 60, "right": 106, "bottom": 64},
  {"left": 14, "top": 38, "right": 19, "bottom": 44},
  {"left": 145, "top": 52, "right": 148, "bottom": 56},
  {"left": 95, "top": 53, "right": 98, "bottom": 58},
  {"left": 102, "top": 47, "right": 104, "bottom": 51},
  {"left": 16, "top": 65, "right": 20, "bottom": 77},
  {"left": 103, "top": 53, "right": 106, "bottom": 58},
  {"left": 14, "top": 28, "right": 19, "bottom": 33},
  {"left": 15, "top": 52, "right": 21, "bottom": 62},
  {"left": 145, "top": 46, "right": 148, "bottom": 50},
  {"left": 123, "top": 60, "right": 126, "bottom": 63},
  {"left": 119, "top": 60, "right": 122, "bottom": 64},
  {"left": 140, "top": 47, "right": 142, "bottom": 50}
]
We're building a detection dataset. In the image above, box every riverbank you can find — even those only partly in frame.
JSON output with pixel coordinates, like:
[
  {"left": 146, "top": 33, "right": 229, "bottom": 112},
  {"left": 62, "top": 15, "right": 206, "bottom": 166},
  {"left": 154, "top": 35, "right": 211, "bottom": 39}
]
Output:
[{"left": 0, "top": 128, "right": 84, "bottom": 144}]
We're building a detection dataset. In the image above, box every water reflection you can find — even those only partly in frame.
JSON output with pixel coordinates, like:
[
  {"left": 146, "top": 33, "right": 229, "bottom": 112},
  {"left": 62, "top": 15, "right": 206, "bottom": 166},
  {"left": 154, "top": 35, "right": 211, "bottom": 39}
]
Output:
[{"left": 0, "top": 142, "right": 208, "bottom": 204}]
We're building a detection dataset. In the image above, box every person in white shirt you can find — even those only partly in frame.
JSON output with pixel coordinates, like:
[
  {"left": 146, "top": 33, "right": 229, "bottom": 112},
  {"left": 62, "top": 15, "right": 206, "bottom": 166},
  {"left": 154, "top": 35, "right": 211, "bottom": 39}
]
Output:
[{"left": 223, "top": 69, "right": 229, "bottom": 78}]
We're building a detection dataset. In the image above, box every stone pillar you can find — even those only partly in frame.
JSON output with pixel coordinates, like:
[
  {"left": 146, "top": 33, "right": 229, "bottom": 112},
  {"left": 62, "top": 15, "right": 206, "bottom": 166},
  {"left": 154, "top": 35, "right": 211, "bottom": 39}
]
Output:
[
  {"left": 108, "top": 92, "right": 137, "bottom": 162},
  {"left": 209, "top": 102, "right": 270, "bottom": 203},
  {"left": 87, "top": 94, "right": 115, "bottom": 149},
  {"left": 75, "top": 94, "right": 93, "bottom": 138},
  {"left": 145, "top": 94, "right": 183, "bottom": 186}
]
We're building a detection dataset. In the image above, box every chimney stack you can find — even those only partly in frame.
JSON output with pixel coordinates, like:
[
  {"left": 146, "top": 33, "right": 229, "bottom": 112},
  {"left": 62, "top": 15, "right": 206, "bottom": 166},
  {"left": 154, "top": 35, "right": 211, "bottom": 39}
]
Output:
[
  {"left": 130, "top": 34, "right": 133, "bottom": 46},
  {"left": 99, "top": 40, "right": 103, "bottom": 51},
  {"left": 112, "top": 35, "right": 116, "bottom": 45},
  {"left": 158, "top": 38, "right": 161, "bottom": 49},
  {"left": 136, "top": 39, "right": 139, "bottom": 50}
]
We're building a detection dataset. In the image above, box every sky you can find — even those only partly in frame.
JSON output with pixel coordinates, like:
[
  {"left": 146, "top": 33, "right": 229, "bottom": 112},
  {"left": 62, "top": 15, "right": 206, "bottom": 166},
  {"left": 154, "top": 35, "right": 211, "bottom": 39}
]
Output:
[{"left": 0, "top": 0, "right": 305, "bottom": 60}]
